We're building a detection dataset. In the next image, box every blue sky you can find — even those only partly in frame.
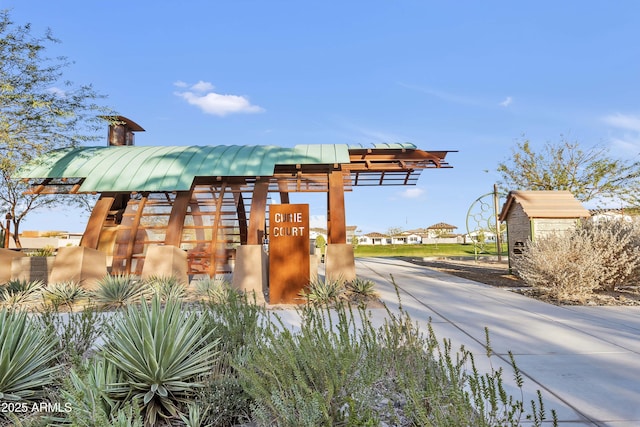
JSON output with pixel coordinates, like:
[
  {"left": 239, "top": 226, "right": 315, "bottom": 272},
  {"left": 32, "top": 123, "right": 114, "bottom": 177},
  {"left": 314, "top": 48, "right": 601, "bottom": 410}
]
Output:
[{"left": 6, "top": 1, "right": 640, "bottom": 235}]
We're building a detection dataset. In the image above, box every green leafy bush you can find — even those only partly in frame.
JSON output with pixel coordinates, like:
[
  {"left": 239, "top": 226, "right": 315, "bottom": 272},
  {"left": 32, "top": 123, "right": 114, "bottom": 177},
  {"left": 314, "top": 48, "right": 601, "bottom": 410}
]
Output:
[{"left": 102, "top": 296, "right": 219, "bottom": 425}]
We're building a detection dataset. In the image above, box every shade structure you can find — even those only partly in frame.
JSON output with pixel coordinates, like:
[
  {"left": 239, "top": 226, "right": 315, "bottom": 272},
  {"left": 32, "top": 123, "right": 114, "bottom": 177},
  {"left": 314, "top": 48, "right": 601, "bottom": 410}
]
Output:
[{"left": 17, "top": 143, "right": 454, "bottom": 278}]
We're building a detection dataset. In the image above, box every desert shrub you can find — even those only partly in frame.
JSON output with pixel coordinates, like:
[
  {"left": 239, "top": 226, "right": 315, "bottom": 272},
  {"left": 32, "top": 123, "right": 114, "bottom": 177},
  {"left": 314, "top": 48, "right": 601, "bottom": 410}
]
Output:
[
  {"left": 38, "top": 304, "right": 105, "bottom": 367},
  {"left": 91, "top": 275, "right": 150, "bottom": 309},
  {"left": 514, "top": 219, "right": 640, "bottom": 302},
  {"left": 195, "top": 365, "right": 252, "bottom": 427},
  {"left": 196, "top": 289, "right": 264, "bottom": 426},
  {"left": 191, "top": 277, "right": 237, "bottom": 303},
  {"left": 201, "top": 288, "right": 264, "bottom": 356},
  {"left": 236, "top": 303, "right": 380, "bottom": 426},
  {"left": 235, "top": 297, "right": 556, "bottom": 427}
]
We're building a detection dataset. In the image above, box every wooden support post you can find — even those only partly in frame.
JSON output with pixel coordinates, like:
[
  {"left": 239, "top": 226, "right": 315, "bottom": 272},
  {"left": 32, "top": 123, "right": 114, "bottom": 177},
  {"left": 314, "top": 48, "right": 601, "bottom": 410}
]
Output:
[
  {"left": 81, "top": 196, "right": 115, "bottom": 249},
  {"left": 165, "top": 190, "right": 192, "bottom": 247},
  {"left": 247, "top": 178, "right": 269, "bottom": 245},
  {"left": 325, "top": 169, "right": 355, "bottom": 282},
  {"left": 327, "top": 170, "right": 346, "bottom": 244}
]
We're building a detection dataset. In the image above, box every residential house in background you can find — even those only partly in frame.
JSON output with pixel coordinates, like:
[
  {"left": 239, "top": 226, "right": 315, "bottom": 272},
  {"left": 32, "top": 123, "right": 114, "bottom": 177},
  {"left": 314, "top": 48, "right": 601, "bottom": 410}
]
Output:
[
  {"left": 358, "top": 232, "right": 388, "bottom": 245},
  {"left": 356, "top": 222, "right": 462, "bottom": 245}
]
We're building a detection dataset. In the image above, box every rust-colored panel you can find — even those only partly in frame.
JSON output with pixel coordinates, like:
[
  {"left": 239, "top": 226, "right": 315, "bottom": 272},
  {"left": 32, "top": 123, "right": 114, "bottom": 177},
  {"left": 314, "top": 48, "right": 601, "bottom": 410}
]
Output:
[
  {"left": 269, "top": 204, "right": 310, "bottom": 304},
  {"left": 327, "top": 170, "right": 346, "bottom": 244},
  {"left": 81, "top": 196, "right": 114, "bottom": 249},
  {"left": 247, "top": 178, "right": 269, "bottom": 245}
]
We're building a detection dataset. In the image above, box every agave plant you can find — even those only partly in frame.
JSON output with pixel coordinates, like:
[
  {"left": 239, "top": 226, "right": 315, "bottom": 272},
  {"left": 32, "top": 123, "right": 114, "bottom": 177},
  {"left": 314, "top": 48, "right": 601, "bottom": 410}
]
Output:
[
  {"left": 299, "top": 277, "right": 347, "bottom": 305},
  {"left": 43, "top": 280, "right": 88, "bottom": 311},
  {"left": 102, "top": 296, "right": 219, "bottom": 425},
  {"left": 346, "top": 278, "right": 379, "bottom": 301},
  {"left": 91, "top": 275, "right": 150, "bottom": 309},
  {"left": 0, "top": 279, "right": 44, "bottom": 309},
  {"left": 144, "top": 275, "right": 186, "bottom": 302},
  {"left": 0, "top": 308, "right": 60, "bottom": 401}
]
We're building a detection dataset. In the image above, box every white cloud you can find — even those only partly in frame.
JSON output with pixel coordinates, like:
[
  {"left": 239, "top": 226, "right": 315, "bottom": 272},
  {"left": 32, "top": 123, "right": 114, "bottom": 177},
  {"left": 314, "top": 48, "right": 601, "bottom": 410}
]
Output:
[
  {"left": 610, "top": 136, "right": 640, "bottom": 153},
  {"left": 602, "top": 113, "right": 640, "bottom": 155},
  {"left": 173, "top": 80, "right": 188, "bottom": 88},
  {"left": 191, "top": 80, "right": 215, "bottom": 92},
  {"left": 174, "top": 81, "right": 264, "bottom": 116},
  {"left": 400, "top": 188, "right": 424, "bottom": 198},
  {"left": 499, "top": 96, "right": 513, "bottom": 107},
  {"left": 602, "top": 113, "right": 640, "bottom": 132}
]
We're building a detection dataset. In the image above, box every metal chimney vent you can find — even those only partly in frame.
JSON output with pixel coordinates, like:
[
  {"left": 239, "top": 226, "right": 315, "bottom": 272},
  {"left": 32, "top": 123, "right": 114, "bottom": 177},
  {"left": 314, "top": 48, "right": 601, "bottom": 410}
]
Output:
[{"left": 105, "top": 116, "right": 145, "bottom": 146}]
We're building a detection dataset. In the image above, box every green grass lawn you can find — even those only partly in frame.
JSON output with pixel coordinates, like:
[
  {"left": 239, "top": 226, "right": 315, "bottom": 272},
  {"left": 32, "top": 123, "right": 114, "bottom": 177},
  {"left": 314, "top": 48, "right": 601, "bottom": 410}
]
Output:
[{"left": 353, "top": 243, "right": 506, "bottom": 258}]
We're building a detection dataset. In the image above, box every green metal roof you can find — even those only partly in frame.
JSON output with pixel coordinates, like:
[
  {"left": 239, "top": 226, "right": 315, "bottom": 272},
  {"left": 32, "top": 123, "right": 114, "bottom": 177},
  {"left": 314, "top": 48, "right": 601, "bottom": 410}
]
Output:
[
  {"left": 371, "top": 142, "right": 417, "bottom": 149},
  {"left": 17, "top": 144, "right": 351, "bottom": 192}
]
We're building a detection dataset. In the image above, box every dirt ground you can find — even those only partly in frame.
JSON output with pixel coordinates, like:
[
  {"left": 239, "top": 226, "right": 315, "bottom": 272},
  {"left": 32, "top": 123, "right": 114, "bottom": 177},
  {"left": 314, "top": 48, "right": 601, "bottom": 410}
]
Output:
[{"left": 403, "top": 257, "right": 640, "bottom": 306}]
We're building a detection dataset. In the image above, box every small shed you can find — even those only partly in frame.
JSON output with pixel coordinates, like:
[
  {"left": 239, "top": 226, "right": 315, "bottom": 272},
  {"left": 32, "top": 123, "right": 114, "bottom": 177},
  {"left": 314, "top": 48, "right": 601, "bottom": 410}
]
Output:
[
  {"left": 498, "top": 190, "right": 590, "bottom": 261},
  {"left": 426, "top": 222, "right": 458, "bottom": 238}
]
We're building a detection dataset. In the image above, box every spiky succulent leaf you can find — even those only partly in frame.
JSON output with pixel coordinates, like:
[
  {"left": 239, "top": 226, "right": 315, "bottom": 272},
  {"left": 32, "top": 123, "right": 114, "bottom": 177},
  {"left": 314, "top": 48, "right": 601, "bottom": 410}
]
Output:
[
  {"left": 0, "top": 308, "right": 60, "bottom": 401},
  {"left": 0, "top": 279, "right": 44, "bottom": 308},
  {"left": 102, "top": 296, "right": 219, "bottom": 425},
  {"left": 91, "top": 275, "right": 150, "bottom": 308}
]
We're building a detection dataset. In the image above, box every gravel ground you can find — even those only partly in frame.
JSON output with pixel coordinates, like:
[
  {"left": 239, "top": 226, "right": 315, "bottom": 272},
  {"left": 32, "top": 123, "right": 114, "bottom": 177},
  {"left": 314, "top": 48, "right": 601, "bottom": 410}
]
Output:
[{"left": 402, "top": 256, "right": 640, "bottom": 306}]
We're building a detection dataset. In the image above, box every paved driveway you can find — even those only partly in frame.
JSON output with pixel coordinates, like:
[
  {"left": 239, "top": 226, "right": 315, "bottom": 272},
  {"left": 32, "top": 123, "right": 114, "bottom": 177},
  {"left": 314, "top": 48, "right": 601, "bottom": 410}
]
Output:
[{"left": 353, "top": 257, "right": 640, "bottom": 427}]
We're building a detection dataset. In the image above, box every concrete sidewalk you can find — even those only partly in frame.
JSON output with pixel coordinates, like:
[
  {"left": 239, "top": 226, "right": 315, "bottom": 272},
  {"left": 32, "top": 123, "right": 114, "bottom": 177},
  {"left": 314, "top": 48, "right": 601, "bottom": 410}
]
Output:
[{"left": 352, "top": 257, "right": 640, "bottom": 427}]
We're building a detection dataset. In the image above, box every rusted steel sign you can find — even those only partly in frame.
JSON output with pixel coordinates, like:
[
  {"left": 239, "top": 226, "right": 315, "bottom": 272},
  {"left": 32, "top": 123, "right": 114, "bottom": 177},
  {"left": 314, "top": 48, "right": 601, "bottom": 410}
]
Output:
[{"left": 269, "top": 204, "right": 310, "bottom": 304}]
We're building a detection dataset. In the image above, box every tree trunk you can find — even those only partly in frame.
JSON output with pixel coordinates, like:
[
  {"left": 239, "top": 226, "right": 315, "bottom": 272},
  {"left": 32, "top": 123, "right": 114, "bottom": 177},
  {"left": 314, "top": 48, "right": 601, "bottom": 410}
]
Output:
[{"left": 12, "top": 219, "right": 21, "bottom": 248}]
